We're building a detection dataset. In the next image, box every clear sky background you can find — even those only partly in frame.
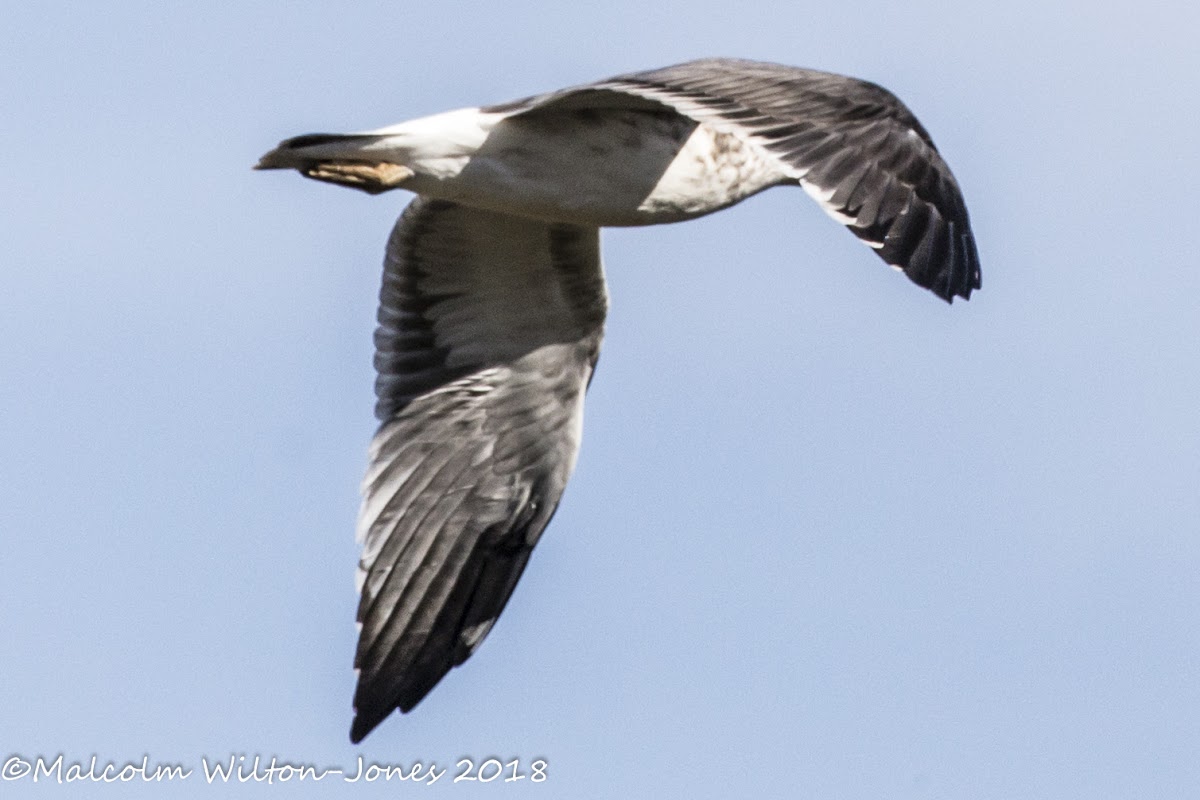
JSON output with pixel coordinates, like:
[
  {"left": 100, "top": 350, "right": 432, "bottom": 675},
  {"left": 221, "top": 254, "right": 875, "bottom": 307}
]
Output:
[{"left": 2, "top": 1, "right": 1198, "bottom": 797}]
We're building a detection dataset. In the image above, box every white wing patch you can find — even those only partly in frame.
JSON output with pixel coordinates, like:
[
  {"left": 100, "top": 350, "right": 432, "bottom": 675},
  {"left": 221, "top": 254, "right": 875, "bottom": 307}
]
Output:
[
  {"left": 799, "top": 179, "right": 859, "bottom": 226},
  {"left": 638, "top": 124, "right": 783, "bottom": 218}
]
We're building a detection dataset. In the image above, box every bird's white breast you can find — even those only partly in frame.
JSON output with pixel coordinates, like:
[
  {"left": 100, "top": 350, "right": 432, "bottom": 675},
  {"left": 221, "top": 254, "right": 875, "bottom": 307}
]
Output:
[{"left": 636, "top": 125, "right": 782, "bottom": 220}]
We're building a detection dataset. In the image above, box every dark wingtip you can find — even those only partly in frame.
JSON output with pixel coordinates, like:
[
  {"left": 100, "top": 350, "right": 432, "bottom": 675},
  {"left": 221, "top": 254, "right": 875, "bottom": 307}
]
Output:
[
  {"left": 349, "top": 712, "right": 380, "bottom": 744},
  {"left": 889, "top": 213, "right": 981, "bottom": 305},
  {"left": 349, "top": 690, "right": 410, "bottom": 744},
  {"left": 943, "top": 239, "right": 982, "bottom": 304}
]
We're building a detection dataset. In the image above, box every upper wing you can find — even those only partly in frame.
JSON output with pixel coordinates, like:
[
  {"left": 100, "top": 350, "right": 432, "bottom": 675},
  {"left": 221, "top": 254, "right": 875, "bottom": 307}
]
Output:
[
  {"left": 350, "top": 198, "right": 607, "bottom": 742},
  {"left": 490, "top": 57, "right": 981, "bottom": 302}
]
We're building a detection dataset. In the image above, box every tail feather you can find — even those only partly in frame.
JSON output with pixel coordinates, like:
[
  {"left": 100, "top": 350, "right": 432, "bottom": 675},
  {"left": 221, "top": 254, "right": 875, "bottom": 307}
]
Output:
[
  {"left": 255, "top": 134, "right": 413, "bottom": 193},
  {"left": 255, "top": 133, "right": 385, "bottom": 170}
]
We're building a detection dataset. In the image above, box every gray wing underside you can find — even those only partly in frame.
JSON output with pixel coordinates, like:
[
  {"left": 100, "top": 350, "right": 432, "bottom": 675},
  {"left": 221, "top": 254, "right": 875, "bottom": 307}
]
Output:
[
  {"left": 350, "top": 198, "right": 606, "bottom": 743},
  {"left": 489, "top": 57, "right": 981, "bottom": 301}
]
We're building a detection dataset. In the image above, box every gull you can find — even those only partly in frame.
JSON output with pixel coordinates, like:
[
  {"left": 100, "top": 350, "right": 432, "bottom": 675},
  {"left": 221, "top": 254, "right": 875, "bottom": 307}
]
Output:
[{"left": 256, "top": 57, "right": 982, "bottom": 743}]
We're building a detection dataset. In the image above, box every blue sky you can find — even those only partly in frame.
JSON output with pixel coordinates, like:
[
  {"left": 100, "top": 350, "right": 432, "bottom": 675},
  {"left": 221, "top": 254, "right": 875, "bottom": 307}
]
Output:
[{"left": 2, "top": 1, "right": 1198, "bottom": 797}]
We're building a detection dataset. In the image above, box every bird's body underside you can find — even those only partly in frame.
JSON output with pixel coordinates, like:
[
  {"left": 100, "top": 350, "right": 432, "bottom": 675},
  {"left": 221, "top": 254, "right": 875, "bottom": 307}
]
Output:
[
  {"left": 260, "top": 104, "right": 782, "bottom": 227},
  {"left": 256, "top": 57, "right": 981, "bottom": 743}
]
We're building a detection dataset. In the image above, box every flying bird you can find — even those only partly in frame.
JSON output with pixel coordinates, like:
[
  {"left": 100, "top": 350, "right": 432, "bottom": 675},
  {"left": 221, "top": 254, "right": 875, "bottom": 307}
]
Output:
[{"left": 256, "top": 57, "right": 981, "bottom": 743}]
